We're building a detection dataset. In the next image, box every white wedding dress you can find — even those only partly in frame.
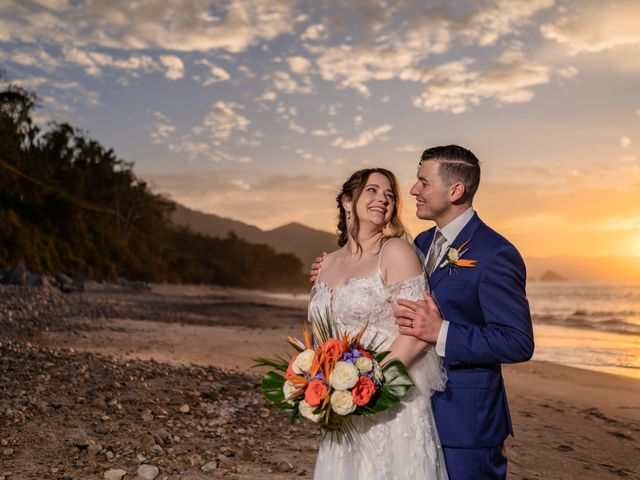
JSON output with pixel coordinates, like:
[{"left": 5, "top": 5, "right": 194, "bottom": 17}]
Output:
[{"left": 310, "top": 270, "right": 449, "bottom": 480}]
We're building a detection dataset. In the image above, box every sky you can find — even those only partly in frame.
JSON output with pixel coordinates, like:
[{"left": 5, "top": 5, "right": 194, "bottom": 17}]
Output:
[{"left": 1, "top": 0, "right": 640, "bottom": 260}]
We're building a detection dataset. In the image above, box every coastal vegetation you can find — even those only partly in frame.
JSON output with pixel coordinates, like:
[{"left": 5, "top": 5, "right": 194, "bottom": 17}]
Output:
[{"left": 0, "top": 82, "right": 306, "bottom": 289}]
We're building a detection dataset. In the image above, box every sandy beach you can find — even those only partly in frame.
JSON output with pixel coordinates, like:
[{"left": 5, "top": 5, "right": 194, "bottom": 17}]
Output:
[{"left": 1, "top": 283, "right": 639, "bottom": 479}]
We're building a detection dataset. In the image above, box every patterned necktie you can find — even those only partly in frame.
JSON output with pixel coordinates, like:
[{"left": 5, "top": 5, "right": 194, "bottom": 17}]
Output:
[{"left": 425, "top": 230, "right": 447, "bottom": 275}]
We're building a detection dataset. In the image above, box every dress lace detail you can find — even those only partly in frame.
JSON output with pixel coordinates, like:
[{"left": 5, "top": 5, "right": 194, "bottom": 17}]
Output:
[{"left": 310, "top": 274, "right": 449, "bottom": 480}]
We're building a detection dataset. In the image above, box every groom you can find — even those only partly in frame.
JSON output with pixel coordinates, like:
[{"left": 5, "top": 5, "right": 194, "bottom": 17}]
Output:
[{"left": 394, "top": 145, "right": 534, "bottom": 479}]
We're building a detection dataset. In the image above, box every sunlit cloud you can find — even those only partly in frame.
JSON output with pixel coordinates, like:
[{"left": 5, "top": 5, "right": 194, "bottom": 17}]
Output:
[
  {"left": 395, "top": 144, "right": 423, "bottom": 153},
  {"left": 287, "top": 56, "right": 312, "bottom": 74},
  {"left": 310, "top": 124, "right": 337, "bottom": 137},
  {"left": 413, "top": 53, "right": 551, "bottom": 113},
  {"left": 331, "top": 124, "right": 393, "bottom": 149},
  {"left": 541, "top": 0, "right": 640, "bottom": 54},
  {"left": 458, "top": 0, "right": 556, "bottom": 46},
  {"left": 0, "top": 0, "right": 299, "bottom": 53},
  {"left": 194, "top": 59, "right": 231, "bottom": 86},
  {"left": 158, "top": 55, "right": 184, "bottom": 80},
  {"left": 201, "top": 101, "right": 250, "bottom": 143},
  {"left": 268, "top": 70, "right": 314, "bottom": 95},
  {"left": 621, "top": 136, "right": 632, "bottom": 148}
]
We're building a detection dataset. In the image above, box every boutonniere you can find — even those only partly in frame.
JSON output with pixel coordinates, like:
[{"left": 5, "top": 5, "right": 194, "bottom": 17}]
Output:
[{"left": 439, "top": 239, "right": 477, "bottom": 273}]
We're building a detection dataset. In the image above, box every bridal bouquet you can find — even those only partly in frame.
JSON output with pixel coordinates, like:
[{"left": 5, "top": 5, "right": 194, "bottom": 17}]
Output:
[{"left": 254, "top": 310, "right": 414, "bottom": 436}]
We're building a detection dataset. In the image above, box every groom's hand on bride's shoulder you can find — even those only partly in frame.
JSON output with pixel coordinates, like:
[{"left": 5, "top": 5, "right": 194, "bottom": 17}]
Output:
[
  {"left": 394, "top": 292, "right": 443, "bottom": 343},
  {"left": 309, "top": 252, "right": 327, "bottom": 283}
]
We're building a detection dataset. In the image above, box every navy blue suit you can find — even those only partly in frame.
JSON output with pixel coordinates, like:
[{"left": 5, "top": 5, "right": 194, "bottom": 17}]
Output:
[{"left": 414, "top": 213, "right": 534, "bottom": 479}]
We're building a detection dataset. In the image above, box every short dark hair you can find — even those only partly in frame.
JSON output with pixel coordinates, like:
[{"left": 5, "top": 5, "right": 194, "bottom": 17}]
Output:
[{"left": 420, "top": 145, "right": 481, "bottom": 203}]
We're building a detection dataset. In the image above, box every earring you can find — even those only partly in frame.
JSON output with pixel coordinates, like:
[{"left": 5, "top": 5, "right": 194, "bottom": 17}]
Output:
[{"left": 347, "top": 211, "right": 351, "bottom": 220}]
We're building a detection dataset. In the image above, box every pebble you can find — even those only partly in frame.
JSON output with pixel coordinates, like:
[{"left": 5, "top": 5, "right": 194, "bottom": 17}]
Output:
[
  {"left": 137, "top": 464, "right": 159, "bottom": 479},
  {"left": 277, "top": 460, "right": 294, "bottom": 472},
  {"left": 201, "top": 460, "right": 218, "bottom": 473},
  {"left": 150, "top": 444, "right": 164, "bottom": 455},
  {"left": 178, "top": 404, "right": 190, "bottom": 414},
  {"left": 189, "top": 453, "right": 202, "bottom": 466},
  {"left": 153, "top": 428, "right": 171, "bottom": 446},
  {"left": 2, "top": 448, "right": 14, "bottom": 456},
  {"left": 88, "top": 443, "right": 102, "bottom": 456},
  {"left": 104, "top": 468, "right": 127, "bottom": 480},
  {"left": 239, "top": 445, "right": 255, "bottom": 461}
]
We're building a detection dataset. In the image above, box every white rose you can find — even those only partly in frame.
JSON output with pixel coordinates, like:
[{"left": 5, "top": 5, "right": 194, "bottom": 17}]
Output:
[
  {"left": 446, "top": 247, "right": 459, "bottom": 262},
  {"left": 298, "top": 399, "right": 322, "bottom": 422},
  {"left": 292, "top": 349, "right": 315, "bottom": 374},
  {"left": 354, "top": 356, "right": 373, "bottom": 373},
  {"left": 330, "top": 390, "right": 356, "bottom": 416},
  {"left": 329, "top": 361, "right": 359, "bottom": 390},
  {"left": 282, "top": 380, "right": 299, "bottom": 405},
  {"left": 372, "top": 360, "right": 383, "bottom": 383}
]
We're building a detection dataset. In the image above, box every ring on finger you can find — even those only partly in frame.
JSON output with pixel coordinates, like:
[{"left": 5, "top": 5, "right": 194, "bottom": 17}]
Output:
[{"left": 410, "top": 320, "right": 413, "bottom": 328}]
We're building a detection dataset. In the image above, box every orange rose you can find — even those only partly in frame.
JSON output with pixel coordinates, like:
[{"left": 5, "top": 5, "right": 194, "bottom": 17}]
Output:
[
  {"left": 323, "top": 338, "right": 344, "bottom": 363},
  {"left": 304, "top": 379, "right": 328, "bottom": 407},
  {"left": 285, "top": 353, "right": 298, "bottom": 380},
  {"left": 352, "top": 375, "right": 376, "bottom": 406}
]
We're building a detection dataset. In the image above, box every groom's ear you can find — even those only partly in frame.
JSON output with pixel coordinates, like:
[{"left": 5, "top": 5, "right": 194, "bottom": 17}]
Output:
[{"left": 449, "top": 181, "right": 466, "bottom": 203}]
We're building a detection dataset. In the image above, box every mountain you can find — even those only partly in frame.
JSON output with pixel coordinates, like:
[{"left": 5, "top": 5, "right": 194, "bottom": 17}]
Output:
[
  {"left": 172, "top": 205, "right": 640, "bottom": 283},
  {"left": 524, "top": 256, "right": 640, "bottom": 283},
  {"left": 171, "top": 204, "right": 338, "bottom": 269},
  {"left": 539, "top": 270, "right": 567, "bottom": 282}
]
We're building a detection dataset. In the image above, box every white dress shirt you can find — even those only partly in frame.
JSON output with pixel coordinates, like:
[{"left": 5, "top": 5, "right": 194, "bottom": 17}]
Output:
[{"left": 430, "top": 207, "right": 475, "bottom": 357}]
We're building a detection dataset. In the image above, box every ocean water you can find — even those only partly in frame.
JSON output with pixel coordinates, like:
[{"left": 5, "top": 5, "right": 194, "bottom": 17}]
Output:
[
  {"left": 281, "top": 281, "right": 640, "bottom": 379},
  {"left": 527, "top": 281, "right": 640, "bottom": 379}
]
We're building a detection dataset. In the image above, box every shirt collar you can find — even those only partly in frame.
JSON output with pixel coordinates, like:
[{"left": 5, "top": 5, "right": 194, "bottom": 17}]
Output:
[{"left": 436, "top": 207, "right": 475, "bottom": 245}]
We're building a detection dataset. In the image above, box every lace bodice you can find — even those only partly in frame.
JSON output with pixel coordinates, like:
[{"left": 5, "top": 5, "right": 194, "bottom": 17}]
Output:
[{"left": 309, "top": 273, "right": 426, "bottom": 350}]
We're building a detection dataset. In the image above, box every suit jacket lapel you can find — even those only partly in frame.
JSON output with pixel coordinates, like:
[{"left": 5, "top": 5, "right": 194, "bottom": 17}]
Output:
[{"left": 428, "top": 212, "right": 482, "bottom": 290}]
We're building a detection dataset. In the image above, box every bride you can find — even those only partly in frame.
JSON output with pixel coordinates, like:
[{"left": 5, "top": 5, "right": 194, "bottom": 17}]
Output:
[{"left": 310, "top": 168, "right": 448, "bottom": 479}]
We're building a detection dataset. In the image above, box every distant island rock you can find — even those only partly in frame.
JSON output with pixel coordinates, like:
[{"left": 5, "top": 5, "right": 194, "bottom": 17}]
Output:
[{"left": 540, "top": 270, "right": 568, "bottom": 282}]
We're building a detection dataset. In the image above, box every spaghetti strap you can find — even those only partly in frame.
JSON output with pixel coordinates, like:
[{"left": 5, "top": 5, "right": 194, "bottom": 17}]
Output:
[{"left": 377, "top": 238, "right": 393, "bottom": 278}]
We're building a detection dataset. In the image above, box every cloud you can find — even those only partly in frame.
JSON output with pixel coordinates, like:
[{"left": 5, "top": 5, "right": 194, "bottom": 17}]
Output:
[
  {"left": 149, "top": 102, "right": 254, "bottom": 162},
  {"left": 160, "top": 55, "right": 184, "bottom": 80},
  {"left": 412, "top": 50, "right": 551, "bottom": 113},
  {"left": 458, "top": 0, "right": 556, "bottom": 46},
  {"left": 194, "top": 59, "right": 231, "bottom": 85},
  {"left": 287, "top": 56, "right": 312, "bottom": 74},
  {"left": 0, "top": 0, "right": 299, "bottom": 53},
  {"left": 301, "top": 23, "right": 327, "bottom": 42},
  {"left": 621, "top": 136, "right": 632, "bottom": 148},
  {"left": 394, "top": 144, "right": 423, "bottom": 153},
  {"left": 9, "top": 76, "right": 48, "bottom": 89},
  {"left": 313, "top": 21, "right": 451, "bottom": 97},
  {"left": 62, "top": 46, "right": 159, "bottom": 76},
  {"left": 288, "top": 119, "right": 306, "bottom": 134},
  {"left": 332, "top": 123, "right": 393, "bottom": 149},
  {"left": 268, "top": 70, "right": 314, "bottom": 94},
  {"left": 201, "top": 101, "right": 250, "bottom": 143},
  {"left": 541, "top": 0, "right": 640, "bottom": 54},
  {"left": 149, "top": 111, "right": 177, "bottom": 144},
  {"left": 261, "top": 91, "right": 277, "bottom": 101},
  {"left": 310, "top": 123, "right": 337, "bottom": 137}
]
